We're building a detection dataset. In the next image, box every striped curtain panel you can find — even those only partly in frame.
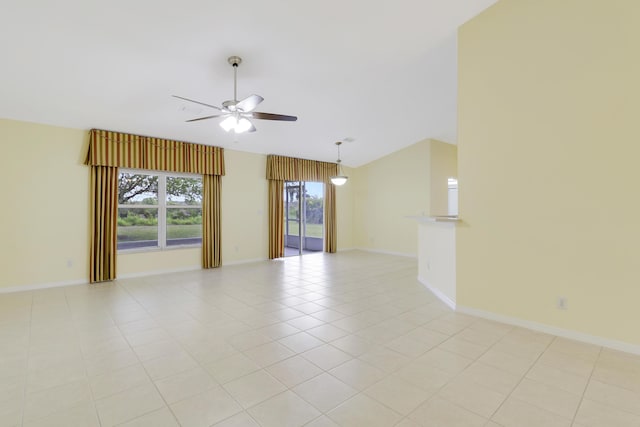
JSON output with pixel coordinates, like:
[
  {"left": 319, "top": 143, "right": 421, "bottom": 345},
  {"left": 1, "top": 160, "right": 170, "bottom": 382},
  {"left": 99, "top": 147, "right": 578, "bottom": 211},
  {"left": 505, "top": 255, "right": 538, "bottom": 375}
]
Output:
[
  {"left": 324, "top": 183, "right": 337, "bottom": 253},
  {"left": 85, "top": 129, "right": 225, "bottom": 281},
  {"left": 268, "top": 180, "right": 285, "bottom": 259},
  {"left": 266, "top": 155, "right": 337, "bottom": 182},
  {"left": 89, "top": 166, "right": 119, "bottom": 283},
  {"left": 85, "top": 129, "right": 225, "bottom": 175},
  {"left": 202, "top": 175, "right": 222, "bottom": 268},
  {"left": 266, "top": 155, "right": 338, "bottom": 257}
]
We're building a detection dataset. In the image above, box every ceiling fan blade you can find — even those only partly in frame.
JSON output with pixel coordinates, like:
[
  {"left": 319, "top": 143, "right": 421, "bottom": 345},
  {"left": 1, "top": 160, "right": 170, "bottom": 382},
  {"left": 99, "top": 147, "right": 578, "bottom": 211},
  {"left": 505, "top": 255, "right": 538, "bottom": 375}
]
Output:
[
  {"left": 236, "top": 94, "right": 264, "bottom": 112},
  {"left": 172, "top": 95, "right": 222, "bottom": 111},
  {"left": 185, "top": 115, "right": 222, "bottom": 122},
  {"left": 252, "top": 112, "right": 298, "bottom": 122}
]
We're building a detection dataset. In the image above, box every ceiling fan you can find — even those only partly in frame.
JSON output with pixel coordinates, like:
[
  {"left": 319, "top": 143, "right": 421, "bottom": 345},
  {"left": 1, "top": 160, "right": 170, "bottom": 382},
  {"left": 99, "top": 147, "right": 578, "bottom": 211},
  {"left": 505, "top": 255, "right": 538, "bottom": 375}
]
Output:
[{"left": 173, "top": 56, "right": 297, "bottom": 134}]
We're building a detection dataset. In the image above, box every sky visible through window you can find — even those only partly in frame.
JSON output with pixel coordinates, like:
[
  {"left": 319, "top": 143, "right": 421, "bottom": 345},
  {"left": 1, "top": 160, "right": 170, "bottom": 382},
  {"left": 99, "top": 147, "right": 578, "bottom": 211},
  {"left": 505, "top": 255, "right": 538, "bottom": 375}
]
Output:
[
  {"left": 306, "top": 182, "right": 323, "bottom": 198},
  {"left": 126, "top": 179, "right": 320, "bottom": 201}
]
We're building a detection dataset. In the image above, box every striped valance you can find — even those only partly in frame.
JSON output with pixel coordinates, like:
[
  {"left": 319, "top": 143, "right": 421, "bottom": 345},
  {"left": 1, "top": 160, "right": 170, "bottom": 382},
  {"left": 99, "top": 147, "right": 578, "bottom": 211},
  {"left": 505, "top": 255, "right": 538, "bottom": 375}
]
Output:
[
  {"left": 85, "top": 129, "right": 225, "bottom": 176},
  {"left": 266, "top": 154, "right": 338, "bottom": 183}
]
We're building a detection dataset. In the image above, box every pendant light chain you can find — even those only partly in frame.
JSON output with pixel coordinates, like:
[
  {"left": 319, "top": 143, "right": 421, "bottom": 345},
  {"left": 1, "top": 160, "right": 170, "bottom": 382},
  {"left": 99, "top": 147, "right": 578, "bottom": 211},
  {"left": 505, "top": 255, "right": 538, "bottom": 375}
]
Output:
[{"left": 331, "top": 141, "right": 348, "bottom": 186}]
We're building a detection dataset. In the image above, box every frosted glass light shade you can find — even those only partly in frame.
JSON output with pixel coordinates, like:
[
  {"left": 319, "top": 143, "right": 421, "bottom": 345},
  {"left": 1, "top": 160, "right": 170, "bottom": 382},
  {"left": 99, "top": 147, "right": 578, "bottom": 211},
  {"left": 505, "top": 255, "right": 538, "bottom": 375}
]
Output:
[
  {"left": 235, "top": 118, "right": 252, "bottom": 133},
  {"left": 220, "top": 116, "right": 252, "bottom": 133},
  {"left": 220, "top": 116, "right": 237, "bottom": 132},
  {"left": 331, "top": 176, "right": 348, "bottom": 186}
]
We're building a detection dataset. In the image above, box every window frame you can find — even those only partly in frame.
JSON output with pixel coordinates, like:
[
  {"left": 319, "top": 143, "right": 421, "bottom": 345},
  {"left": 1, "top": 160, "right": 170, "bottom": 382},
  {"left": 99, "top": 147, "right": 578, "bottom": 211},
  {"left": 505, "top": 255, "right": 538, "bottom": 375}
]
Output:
[{"left": 117, "top": 168, "right": 203, "bottom": 253}]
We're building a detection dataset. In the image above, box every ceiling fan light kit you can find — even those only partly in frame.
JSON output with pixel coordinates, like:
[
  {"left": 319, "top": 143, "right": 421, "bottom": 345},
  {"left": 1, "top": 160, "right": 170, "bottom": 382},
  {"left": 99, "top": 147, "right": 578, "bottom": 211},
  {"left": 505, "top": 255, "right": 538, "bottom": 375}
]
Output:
[
  {"left": 331, "top": 141, "right": 348, "bottom": 186},
  {"left": 173, "top": 56, "right": 297, "bottom": 134},
  {"left": 220, "top": 116, "right": 252, "bottom": 133}
]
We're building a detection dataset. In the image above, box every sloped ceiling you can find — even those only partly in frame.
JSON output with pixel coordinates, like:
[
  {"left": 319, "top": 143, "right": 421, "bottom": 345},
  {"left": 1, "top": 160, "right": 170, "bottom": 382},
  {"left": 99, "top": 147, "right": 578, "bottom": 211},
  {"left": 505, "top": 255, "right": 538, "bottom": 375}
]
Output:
[{"left": 0, "top": 0, "right": 497, "bottom": 166}]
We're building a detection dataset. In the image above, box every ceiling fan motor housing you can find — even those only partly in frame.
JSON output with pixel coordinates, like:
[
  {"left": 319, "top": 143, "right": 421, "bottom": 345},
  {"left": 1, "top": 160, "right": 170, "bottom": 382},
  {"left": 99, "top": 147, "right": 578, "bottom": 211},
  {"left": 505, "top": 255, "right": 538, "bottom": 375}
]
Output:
[{"left": 222, "top": 100, "right": 238, "bottom": 111}]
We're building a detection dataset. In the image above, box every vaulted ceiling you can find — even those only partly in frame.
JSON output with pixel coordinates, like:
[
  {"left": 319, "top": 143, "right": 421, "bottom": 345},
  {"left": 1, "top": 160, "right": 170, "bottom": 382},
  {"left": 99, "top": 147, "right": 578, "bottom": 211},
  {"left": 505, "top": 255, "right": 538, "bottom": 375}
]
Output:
[{"left": 0, "top": 0, "right": 497, "bottom": 167}]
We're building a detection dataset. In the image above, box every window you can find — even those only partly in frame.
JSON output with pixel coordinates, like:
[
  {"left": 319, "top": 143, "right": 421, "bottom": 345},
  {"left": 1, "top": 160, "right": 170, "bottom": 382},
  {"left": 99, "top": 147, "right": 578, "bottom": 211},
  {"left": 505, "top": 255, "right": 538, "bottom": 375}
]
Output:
[
  {"left": 117, "top": 170, "right": 202, "bottom": 251},
  {"left": 284, "top": 181, "right": 324, "bottom": 256},
  {"left": 447, "top": 177, "right": 458, "bottom": 216}
]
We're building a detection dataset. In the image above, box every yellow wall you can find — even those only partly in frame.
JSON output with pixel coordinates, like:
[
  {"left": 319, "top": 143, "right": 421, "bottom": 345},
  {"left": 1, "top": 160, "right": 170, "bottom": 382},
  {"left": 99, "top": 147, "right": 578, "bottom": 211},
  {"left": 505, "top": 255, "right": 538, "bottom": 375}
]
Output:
[
  {"left": 429, "top": 140, "right": 457, "bottom": 216},
  {"left": 120, "top": 149, "right": 274, "bottom": 274},
  {"left": 336, "top": 166, "right": 355, "bottom": 250},
  {"left": 221, "top": 149, "right": 269, "bottom": 263},
  {"left": 353, "top": 140, "right": 431, "bottom": 256},
  {"left": 119, "top": 249, "right": 201, "bottom": 276},
  {"left": 0, "top": 119, "right": 356, "bottom": 287},
  {"left": 458, "top": 0, "right": 640, "bottom": 344},
  {"left": 0, "top": 119, "right": 90, "bottom": 289}
]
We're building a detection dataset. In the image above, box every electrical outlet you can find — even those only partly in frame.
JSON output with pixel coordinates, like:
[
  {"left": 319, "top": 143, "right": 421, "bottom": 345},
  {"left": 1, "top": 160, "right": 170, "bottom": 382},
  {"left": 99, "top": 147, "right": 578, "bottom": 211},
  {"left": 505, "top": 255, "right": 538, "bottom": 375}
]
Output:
[
  {"left": 66, "top": 259, "right": 73, "bottom": 268},
  {"left": 557, "top": 297, "right": 568, "bottom": 310}
]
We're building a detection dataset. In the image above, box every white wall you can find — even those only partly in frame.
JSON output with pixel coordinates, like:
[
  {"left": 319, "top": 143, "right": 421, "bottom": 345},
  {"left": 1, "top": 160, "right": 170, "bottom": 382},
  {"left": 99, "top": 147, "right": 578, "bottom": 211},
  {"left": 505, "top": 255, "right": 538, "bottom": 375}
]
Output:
[{"left": 418, "top": 221, "right": 456, "bottom": 308}]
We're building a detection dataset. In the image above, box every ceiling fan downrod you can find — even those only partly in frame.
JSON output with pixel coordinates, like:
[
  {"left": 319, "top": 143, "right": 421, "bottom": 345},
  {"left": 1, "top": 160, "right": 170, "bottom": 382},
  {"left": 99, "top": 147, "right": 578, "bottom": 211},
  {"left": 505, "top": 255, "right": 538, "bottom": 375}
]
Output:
[{"left": 228, "top": 56, "right": 242, "bottom": 103}]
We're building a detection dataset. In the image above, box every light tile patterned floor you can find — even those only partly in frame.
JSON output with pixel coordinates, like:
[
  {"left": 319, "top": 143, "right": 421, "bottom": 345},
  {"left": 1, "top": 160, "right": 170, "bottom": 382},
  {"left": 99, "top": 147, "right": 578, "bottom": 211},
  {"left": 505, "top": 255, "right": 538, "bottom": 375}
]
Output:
[{"left": 1, "top": 251, "right": 640, "bottom": 426}]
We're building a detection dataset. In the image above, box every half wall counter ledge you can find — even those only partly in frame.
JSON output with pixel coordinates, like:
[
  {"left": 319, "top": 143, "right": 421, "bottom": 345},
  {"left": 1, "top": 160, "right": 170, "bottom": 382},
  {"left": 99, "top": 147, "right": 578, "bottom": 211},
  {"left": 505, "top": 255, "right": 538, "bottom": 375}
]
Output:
[
  {"left": 407, "top": 215, "right": 461, "bottom": 310},
  {"left": 406, "top": 215, "right": 461, "bottom": 223}
]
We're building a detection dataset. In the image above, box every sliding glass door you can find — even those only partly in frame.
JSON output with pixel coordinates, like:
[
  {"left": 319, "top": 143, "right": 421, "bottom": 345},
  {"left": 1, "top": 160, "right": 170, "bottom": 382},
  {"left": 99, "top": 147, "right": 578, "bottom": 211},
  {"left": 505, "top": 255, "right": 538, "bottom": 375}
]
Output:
[{"left": 284, "top": 181, "right": 324, "bottom": 256}]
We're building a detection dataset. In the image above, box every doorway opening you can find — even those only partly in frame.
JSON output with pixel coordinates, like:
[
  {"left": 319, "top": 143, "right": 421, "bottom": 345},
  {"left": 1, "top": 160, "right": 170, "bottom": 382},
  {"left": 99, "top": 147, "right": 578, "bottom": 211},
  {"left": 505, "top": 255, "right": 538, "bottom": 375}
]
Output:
[{"left": 284, "top": 181, "right": 324, "bottom": 256}]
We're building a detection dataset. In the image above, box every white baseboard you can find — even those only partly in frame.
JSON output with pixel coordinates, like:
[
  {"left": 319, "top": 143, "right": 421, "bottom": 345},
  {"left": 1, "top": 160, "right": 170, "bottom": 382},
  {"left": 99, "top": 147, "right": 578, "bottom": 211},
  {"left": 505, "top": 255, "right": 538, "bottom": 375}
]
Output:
[
  {"left": 224, "top": 258, "right": 268, "bottom": 266},
  {"left": 355, "top": 247, "right": 417, "bottom": 259},
  {"left": 119, "top": 258, "right": 272, "bottom": 276},
  {"left": 418, "top": 277, "right": 456, "bottom": 310},
  {"left": 117, "top": 265, "right": 201, "bottom": 279},
  {"left": 1, "top": 259, "right": 267, "bottom": 292},
  {"left": 0, "top": 279, "right": 88, "bottom": 294},
  {"left": 457, "top": 305, "right": 640, "bottom": 356}
]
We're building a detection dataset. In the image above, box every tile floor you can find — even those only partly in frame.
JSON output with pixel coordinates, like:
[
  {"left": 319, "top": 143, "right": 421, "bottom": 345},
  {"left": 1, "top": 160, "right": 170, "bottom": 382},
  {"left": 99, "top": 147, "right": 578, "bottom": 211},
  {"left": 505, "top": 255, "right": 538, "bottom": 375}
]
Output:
[{"left": 1, "top": 251, "right": 639, "bottom": 426}]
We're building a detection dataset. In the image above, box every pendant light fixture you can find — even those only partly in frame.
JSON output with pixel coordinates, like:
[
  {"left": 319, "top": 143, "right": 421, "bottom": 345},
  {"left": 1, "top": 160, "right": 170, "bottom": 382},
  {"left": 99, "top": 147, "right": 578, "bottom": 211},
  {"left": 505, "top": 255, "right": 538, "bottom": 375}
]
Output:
[{"left": 330, "top": 141, "right": 348, "bottom": 186}]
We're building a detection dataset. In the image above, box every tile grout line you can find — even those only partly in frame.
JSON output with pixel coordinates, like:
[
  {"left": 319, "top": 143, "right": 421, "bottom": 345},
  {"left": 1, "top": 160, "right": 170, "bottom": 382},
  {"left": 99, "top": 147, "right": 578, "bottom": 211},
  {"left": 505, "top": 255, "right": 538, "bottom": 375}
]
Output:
[
  {"left": 485, "top": 335, "right": 571, "bottom": 424},
  {"left": 361, "top": 313, "right": 508, "bottom": 426},
  {"left": 118, "top": 275, "right": 314, "bottom": 426},
  {"left": 64, "top": 286, "right": 103, "bottom": 427},
  {"left": 10, "top": 254, "right": 639, "bottom": 427},
  {"left": 400, "top": 317, "right": 511, "bottom": 425},
  {"left": 570, "top": 345, "right": 602, "bottom": 423},
  {"left": 107, "top": 281, "right": 183, "bottom": 427},
  {"left": 19, "top": 291, "right": 35, "bottom": 427}
]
